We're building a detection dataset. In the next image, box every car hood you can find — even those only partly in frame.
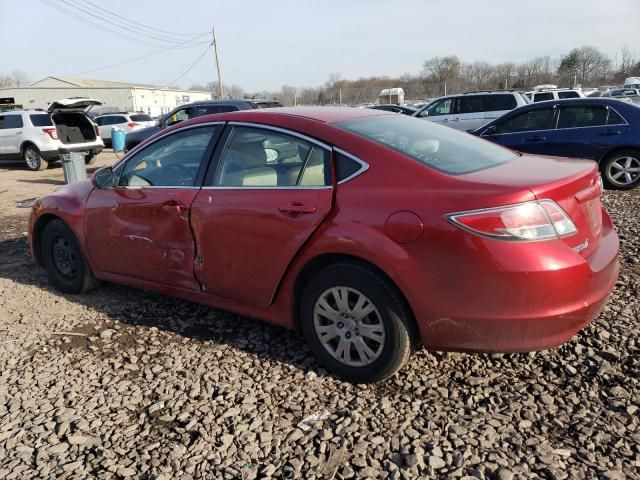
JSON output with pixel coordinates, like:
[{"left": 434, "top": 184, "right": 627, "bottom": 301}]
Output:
[{"left": 48, "top": 98, "right": 102, "bottom": 113}]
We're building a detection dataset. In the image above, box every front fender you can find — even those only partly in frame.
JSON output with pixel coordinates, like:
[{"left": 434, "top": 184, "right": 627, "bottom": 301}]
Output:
[{"left": 29, "top": 181, "right": 94, "bottom": 264}]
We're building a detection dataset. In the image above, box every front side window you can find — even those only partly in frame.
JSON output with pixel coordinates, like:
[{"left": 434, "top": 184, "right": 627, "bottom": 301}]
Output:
[
  {"left": 336, "top": 115, "right": 515, "bottom": 175},
  {"left": 213, "top": 126, "right": 330, "bottom": 187},
  {"left": 3, "top": 115, "right": 23, "bottom": 129},
  {"left": 165, "top": 108, "right": 193, "bottom": 127},
  {"left": 557, "top": 105, "right": 607, "bottom": 129},
  {"left": 30, "top": 114, "right": 53, "bottom": 127},
  {"left": 420, "top": 98, "right": 453, "bottom": 117},
  {"left": 195, "top": 105, "right": 220, "bottom": 116},
  {"left": 494, "top": 108, "right": 555, "bottom": 134},
  {"left": 118, "top": 126, "right": 218, "bottom": 187}
]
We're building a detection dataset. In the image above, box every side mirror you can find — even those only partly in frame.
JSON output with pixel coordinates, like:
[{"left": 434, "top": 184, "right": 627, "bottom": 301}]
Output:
[
  {"left": 91, "top": 166, "right": 114, "bottom": 189},
  {"left": 483, "top": 125, "right": 497, "bottom": 136}
]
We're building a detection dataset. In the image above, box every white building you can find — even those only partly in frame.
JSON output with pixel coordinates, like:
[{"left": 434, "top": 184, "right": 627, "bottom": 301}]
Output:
[{"left": 0, "top": 76, "right": 212, "bottom": 117}]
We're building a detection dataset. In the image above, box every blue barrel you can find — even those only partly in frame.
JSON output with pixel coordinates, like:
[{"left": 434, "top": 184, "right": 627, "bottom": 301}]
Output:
[{"left": 111, "top": 128, "right": 126, "bottom": 152}]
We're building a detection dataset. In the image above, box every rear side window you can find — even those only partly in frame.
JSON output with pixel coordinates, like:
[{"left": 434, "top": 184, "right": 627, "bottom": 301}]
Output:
[
  {"left": 456, "top": 95, "right": 486, "bottom": 114},
  {"left": 218, "top": 105, "right": 240, "bottom": 113},
  {"left": 533, "top": 92, "right": 553, "bottom": 102},
  {"left": 111, "top": 116, "right": 127, "bottom": 124},
  {"left": 494, "top": 108, "right": 555, "bottom": 134},
  {"left": 558, "top": 91, "right": 580, "bottom": 99},
  {"left": 485, "top": 94, "right": 517, "bottom": 111},
  {"left": 607, "top": 109, "right": 626, "bottom": 125},
  {"left": 30, "top": 114, "right": 53, "bottom": 127},
  {"left": 336, "top": 115, "right": 515, "bottom": 174},
  {"left": 130, "top": 114, "right": 152, "bottom": 121},
  {"left": 3, "top": 115, "right": 23, "bottom": 129},
  {"left": 557, "top": 105, "right": 607, "bottom": 128},
  {"left": 195, "top": 105, "right": 220, "bottom": 115},
  {"left": 336, "top": 152, "right": 364, "bottom": 182}
]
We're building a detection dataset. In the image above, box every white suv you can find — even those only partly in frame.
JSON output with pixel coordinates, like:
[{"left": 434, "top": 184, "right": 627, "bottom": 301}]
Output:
[
  {"left": 0, "top": 98, "right": 105, "bottom": 171},
  {"left": 524, "top": 89, "right": 586, "bottom": 102},
  {"left": 94, "top": 112, "right": 156, "bottom": 145},
  {"left": 413, "top": 91, "right": 530, "bottom": 131}
]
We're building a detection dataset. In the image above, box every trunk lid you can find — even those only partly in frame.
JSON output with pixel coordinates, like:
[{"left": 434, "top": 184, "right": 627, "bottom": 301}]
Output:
[
  {"left": 464, "top": 154, "right": 603, "bottom": 256},
  {"left": 48, "top": 98, "right": 102, "bottom": 113}
]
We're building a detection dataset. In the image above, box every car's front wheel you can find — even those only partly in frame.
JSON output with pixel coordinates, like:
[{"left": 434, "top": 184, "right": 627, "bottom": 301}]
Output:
[
  {"left": 602, "top": 149, "right": 640, "bottom": 190},
  {"left": 300, "top": 263, "right": 413, "bottom": 383},
  {"left": 41, "top": 219, "right": 99, "bottom": 294},
  {"left": 23, "top": 145, "right": 48, "bottom": 171}
]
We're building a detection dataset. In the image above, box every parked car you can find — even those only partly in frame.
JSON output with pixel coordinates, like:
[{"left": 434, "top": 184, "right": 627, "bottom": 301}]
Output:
[
  {"left": 368, "top": 104, "right": 417, "bottom": 115},
  {"left": 28, "top": 107, "right": 619, "bottom": 382},
  {"left": 609, "top": 88, "right": 640, "bottom": 97},
  {"left": 524, "top": 89, "right": 586, "bottom": 102},
  {"left": 94, "top": 112, "right": 155, "bottom": 145},
  {"left": 124, "top": 99, "right": 282, "bottom": 151},
  {"left": 472, "top": 98, "right": 640, "bottom": 190},
  {"left": 413, "top": 91, "right": 529, "bottom": 131},
  {"left": 0, "top": 98, "right": 104, "bottom": 171}
]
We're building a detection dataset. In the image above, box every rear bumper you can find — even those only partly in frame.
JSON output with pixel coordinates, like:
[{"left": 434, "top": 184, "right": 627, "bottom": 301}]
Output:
[
  {"left": 41, "top": 145, "right": 104, "bottom": 161},
  {"left": 414, "top": 211, "right": 620, "bottom": 352}
]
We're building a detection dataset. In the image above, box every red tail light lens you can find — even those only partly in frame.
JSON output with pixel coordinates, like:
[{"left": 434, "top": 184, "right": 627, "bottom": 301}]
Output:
[
  {"left": 446, "top": 200, "right": 577, "bottom": 241},
  {"left": 94, "top": 123, "right": 99, "bottom": 136},
  {"left": 42, "top": 127, "right": 58, "bottom": 140},
  {"left": 127, "top": 122, "right": 140, "bottom": 128}
]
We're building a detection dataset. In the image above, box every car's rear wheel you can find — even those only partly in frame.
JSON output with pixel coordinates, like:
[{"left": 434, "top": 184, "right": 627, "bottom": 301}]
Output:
[
  {"left": 300, "top": 263, "right": 413, "bottom": 383},
  {"left": 41, "top": 219, "right": 99, "bottom": 294},
  {"left": 85, "top": 152, "right": 97, "bottom": 165},
  {"left": 601, "top": 149, "right": 640, "bottom": 190},
  {"left": 23, "top": 145, "right": 48, "bottom": 171}
]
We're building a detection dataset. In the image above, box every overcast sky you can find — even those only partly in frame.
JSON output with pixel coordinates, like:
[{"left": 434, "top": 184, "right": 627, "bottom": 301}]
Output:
[{"left": 1, "top": 0, "right": 638, "bottom": 92}]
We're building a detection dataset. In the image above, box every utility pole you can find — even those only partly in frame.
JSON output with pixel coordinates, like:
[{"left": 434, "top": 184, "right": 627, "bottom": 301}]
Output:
[{"left": 212, "top": 27, "right": 224, "bottom": 99}]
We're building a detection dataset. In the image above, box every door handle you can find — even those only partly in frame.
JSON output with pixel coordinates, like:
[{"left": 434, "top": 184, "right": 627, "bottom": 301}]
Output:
[
  {"left": 525, "top": 136, "right": 546, "bottom": 142},
  {"left": 278, "top": 204, "right": 316, "bottom": 215},
  {"left": 600, "top": 130, "right": 621, "bottom": 136}
]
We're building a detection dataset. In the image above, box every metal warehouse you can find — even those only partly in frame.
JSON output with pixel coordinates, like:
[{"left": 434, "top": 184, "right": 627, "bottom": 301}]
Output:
[{"left": 0, "top": 76, "right": 212, "bottom": 116}]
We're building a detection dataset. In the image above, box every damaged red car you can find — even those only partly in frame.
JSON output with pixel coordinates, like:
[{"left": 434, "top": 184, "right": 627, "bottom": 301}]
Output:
[{"left": 28, "top": 107, "right": 619, "bottom": 382}]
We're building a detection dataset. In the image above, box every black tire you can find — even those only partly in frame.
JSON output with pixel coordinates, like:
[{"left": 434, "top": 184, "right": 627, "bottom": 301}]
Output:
[
  {"left": 300, "top": 263, "right": 413, "bottom": 383},
  {"left": 601, "top": 149, "right": 640, "bottom": 190},
  {"left": 23, "top": 145, "right": 48, "bottom": 171},
  {"left": 85, "top": 152, "right": 97, "bottom": 165},
  {"left": 41, "top": 219, "right": 100, "bottom": 294}
]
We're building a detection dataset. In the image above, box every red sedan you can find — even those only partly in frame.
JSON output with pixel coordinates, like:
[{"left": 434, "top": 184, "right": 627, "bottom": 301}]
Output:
[{"left": 28, "top": 107, "right": 619, "bottom": 383}]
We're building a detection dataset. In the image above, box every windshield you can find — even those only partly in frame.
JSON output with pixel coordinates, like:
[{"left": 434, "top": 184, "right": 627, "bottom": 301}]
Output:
[{"left": 335, "top": 114, "right": 517, "bottom": 174}]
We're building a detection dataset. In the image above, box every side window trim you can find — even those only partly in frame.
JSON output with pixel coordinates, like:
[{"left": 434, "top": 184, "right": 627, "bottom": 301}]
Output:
[
  {"left": 334, "top": 148, "right": 369, "bottom": 184},
  {"left": 202, "top": 122, "right": 333, "bottom": 190},
  {"left": 113, "top": 122, "right": 224, "bottom": 189}
]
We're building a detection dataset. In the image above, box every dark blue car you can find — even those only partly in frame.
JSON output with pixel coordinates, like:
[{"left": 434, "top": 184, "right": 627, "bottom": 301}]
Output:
[{"left": 472, "top": 98, "right": 640, "bottom": 189}]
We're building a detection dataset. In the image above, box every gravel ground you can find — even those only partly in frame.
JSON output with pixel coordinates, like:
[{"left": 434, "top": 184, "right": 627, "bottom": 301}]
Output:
[{"left": 0, "top": 158, "right": 638, "bottom": 479}]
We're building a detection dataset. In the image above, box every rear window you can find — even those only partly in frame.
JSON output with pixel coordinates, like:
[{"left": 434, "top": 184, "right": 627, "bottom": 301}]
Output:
[
  {"left": 486, "top": 94, "right": 517, "bottom": 111},
  {"left": 130, "top": 114, "right": 152, "bottom": 121},
  {"left": 30, "top": 114, "right": 53, "bottom": 127},
  {"left": 336, "top": 115, "right": 516, "bottom": 174}
]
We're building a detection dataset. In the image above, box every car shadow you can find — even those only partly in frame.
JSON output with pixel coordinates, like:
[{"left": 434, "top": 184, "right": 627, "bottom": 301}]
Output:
[{"left": 0, "top": 235, "right": 328, "bottom": 381}]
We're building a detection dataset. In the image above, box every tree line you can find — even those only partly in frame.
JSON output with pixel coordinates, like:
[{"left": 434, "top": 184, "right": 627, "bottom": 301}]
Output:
[{"left": 190, "top": 45, "right": 640, "bottom": 106}]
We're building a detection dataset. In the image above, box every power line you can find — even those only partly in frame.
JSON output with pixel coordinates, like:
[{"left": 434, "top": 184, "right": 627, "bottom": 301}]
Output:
[
  {"left": 54, "top": 0, "right": 201, "bottom": 46},
  {"left": 77, "top": 0, "right": 208, "bottom": 38},
  {"left": 61, "top": 40, "right": 211, "bottom": 77},
  {"left": 165, "top": 42, "right": 213, "bottom": 87},
  {"left": 40, "top": 0, "right": 204, "bottom": 48}
]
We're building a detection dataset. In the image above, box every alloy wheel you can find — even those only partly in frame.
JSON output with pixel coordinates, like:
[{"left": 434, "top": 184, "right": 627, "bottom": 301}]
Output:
[
  {"left": 607, "top": 155, "right": 640, "bottom": 187},
  {"left": 25, "top": 149, "right": 40, "bottom": 170},
  {"left": 313, "top": 286, "right": 386, "bottom": 367}
]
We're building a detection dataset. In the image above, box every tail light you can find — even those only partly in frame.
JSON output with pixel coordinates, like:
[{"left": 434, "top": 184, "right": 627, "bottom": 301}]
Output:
[
  {"left": 446, "top": 200, "right": 577, "bottom": 241},
  {"left": 42, "top": 127, "right": 58, "bottom": 140},
  {"left": 94, "top": 123, "right": 99, "bottom": 136},
  {"left": 127, "top": 122, "right": 140, "bottom": 128}
]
